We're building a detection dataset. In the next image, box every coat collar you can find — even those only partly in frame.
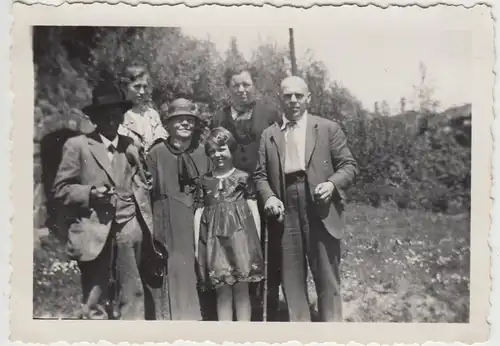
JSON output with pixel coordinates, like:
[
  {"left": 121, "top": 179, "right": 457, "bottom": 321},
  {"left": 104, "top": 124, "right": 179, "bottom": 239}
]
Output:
[
  {"left": 269, "top": 123, "right": 285, "bottom": 172},
  {"left": 230, "top": 106, "right": 253, "bottom": 121},
  {"left": 304, "top": 115, "right": 319, "bottom": 167},
  {"left": 224, "top": 101, "right": 263, "bottom": 123}
]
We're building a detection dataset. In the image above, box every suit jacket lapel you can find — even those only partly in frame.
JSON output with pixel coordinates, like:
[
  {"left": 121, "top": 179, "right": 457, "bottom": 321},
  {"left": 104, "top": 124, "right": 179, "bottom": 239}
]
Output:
[
  {"left": 305, "top": 116, "right": 318, "bottom": 168},
  {"left": 270, "top": 123, "right": 286, "bottom": 173},
  {"left": 88, "top": 133, "right": 116, "bottom": 185}
]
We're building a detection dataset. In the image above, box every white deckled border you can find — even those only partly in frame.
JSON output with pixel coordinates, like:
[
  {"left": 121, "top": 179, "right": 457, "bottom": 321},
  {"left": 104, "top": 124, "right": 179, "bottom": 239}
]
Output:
[
  {"left": 8, "top": 0, "right": 497, "bottom": 7},
  {"left": 5, "top": 1, "right": 499, "bottom": 346}
]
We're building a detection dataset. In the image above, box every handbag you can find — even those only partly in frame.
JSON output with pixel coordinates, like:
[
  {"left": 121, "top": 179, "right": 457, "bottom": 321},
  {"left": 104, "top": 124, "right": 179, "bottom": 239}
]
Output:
[{"left": 141, "top": 233, "right": 168, "bottom": 289}]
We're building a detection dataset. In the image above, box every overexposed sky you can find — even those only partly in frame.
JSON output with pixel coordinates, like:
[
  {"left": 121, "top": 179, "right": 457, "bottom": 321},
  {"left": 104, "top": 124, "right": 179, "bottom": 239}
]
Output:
[{"left": 181, "top": 7, "right": 476, "bottom": 113}]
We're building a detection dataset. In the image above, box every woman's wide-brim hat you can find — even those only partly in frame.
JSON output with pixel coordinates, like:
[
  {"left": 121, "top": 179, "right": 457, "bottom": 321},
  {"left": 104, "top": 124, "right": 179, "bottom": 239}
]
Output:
[
  {"left": 82, "top": 81, "right": 133, "bottom": 118},
  {"left": 162, "top": 98, "right": 202, "bottom": 123}
]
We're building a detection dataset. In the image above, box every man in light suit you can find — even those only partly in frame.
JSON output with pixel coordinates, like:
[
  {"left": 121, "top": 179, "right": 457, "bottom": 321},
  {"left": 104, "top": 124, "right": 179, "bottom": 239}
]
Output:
[
  {"left": 52, "top": 81, "right": 157, "bottom": 320},
  {"left": 254, "top": 76, "right": 358, "bottom": 322}
]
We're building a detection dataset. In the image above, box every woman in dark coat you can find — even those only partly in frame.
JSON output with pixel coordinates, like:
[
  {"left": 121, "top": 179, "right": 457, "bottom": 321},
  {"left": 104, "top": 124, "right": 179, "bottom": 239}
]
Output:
[{"left": 146, "top": 98, "right": 211, "bottom": 320}]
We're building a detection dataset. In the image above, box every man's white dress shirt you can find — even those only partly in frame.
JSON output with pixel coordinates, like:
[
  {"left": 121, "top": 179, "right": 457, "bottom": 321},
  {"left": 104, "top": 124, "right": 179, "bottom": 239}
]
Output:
[{"left": 281, "top": 111, "right": 308, "bottom": 174}]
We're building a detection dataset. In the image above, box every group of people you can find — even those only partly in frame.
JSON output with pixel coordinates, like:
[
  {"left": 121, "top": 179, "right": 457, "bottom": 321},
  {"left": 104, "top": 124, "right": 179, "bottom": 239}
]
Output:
[{"left": 52, "top": 62, "right": 358, "bottom": 322}]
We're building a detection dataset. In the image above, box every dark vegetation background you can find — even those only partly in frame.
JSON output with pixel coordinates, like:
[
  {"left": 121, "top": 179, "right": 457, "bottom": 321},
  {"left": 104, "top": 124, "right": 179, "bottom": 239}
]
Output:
[{"left": 33, "top": 27, "right": 471, "bottom": 322}]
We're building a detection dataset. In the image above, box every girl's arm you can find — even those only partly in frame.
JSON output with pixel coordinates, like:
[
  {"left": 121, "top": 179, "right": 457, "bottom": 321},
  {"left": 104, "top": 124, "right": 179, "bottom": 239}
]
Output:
[
  {"left": 247, "top": 199, "right": 261, "bottom": 239},
  {"left": 194, "top": 207, "right": 204, "bottom": 259}
]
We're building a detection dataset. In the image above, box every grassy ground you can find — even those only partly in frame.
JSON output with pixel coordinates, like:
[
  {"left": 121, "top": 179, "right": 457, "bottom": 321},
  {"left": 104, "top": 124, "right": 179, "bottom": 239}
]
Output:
[{"left": 33, "top": 203, "right": 470, "bottom": 322}]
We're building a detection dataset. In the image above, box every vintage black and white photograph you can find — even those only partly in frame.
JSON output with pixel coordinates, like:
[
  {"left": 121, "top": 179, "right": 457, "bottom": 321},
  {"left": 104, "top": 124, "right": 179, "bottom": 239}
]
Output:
[{"left": 10, "top": 2, "right": 493, "bottom": 344}]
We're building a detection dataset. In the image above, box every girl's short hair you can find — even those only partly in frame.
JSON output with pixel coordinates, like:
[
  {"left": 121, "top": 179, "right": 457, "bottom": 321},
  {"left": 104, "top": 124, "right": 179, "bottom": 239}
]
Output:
[{"left": 205, "top": 127, "right": 237, "bottom": 156}]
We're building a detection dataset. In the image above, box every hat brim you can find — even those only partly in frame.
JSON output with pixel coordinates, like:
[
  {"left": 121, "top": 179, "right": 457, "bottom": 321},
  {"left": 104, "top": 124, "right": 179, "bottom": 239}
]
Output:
[
  {"left": 83, "top": 101, "right": 134, "bottom": 118},
  {"left": 166, "top": 112, "right": 201, "bottom": 122}
]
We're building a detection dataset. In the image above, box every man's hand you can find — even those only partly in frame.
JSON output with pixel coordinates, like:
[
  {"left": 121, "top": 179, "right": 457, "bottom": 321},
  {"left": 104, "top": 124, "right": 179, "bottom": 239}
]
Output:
[
  {"left": 264, "top": 196, "right": 285, "bottom": 222},
  {"left": 90, "top": 185, "right": 114, "bottom": 205},
  {"left": 314, "top": 182, "right": 335, "bottom": 204}
]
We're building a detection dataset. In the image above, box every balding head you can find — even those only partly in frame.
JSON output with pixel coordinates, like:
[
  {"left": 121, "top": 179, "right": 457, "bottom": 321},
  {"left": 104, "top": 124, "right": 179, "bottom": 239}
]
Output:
[
  {"left": 280, "top": 76, "right": 311, "bottom": 121},
  {"left": 280, "top": 76, "right": 309, "bottom": 94}
]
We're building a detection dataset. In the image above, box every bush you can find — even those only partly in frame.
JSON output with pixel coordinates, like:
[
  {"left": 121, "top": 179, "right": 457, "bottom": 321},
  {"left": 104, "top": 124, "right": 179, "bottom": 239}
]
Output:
[{"left": 345, "top": 109, "right": 471, "bottom": 214}]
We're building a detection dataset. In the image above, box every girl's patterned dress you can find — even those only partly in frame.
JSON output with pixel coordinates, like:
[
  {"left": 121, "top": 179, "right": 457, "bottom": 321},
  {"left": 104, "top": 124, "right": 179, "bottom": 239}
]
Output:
[{"left": 196, "top": 168, "right": 264, "bottom": 290}]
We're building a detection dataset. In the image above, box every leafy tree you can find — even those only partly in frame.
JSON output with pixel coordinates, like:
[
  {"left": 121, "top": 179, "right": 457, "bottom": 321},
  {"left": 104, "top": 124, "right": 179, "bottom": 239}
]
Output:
[
  {"left": 249, "top": 41, "right": 289, "bottom": 109},
  {"left": 225, "top": 36, "right": 246, "bottom": 68},
  {"left": 380, "top": 100, "right": 391, "bottom": 117},
  {"left": 412, "top": 61, "right": 440, "bottom": 114},
  {"left": 400, "top": 97, "right": 406, "bottom": 114}
]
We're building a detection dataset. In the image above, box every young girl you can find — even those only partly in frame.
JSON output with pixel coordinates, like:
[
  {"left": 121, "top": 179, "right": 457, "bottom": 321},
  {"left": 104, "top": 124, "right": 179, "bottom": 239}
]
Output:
[
  {"left": 194, "top": 127, "right": 264, "bottom": 321},
  {"left": 119, "top": 62, "right": 168, "bottom": 155}
]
